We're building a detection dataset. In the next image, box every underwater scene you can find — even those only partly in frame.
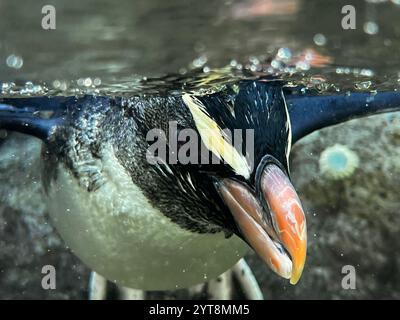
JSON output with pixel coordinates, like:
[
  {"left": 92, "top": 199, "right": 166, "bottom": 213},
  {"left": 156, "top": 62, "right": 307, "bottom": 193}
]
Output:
[{"left": 0, "top": 0, "right": 400, "bottom": 302}]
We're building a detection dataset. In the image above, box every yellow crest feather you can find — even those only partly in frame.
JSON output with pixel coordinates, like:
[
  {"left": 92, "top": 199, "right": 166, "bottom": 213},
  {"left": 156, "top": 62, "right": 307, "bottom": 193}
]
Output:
[{"left": 183, "top": 94, "right": 251, "bottom": 179}]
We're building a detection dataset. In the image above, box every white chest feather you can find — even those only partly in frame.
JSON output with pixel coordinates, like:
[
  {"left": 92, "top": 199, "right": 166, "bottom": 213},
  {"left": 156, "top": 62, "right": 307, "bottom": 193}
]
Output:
[{"left": 46, "top": 146, "right": 248, "bottom": 290}]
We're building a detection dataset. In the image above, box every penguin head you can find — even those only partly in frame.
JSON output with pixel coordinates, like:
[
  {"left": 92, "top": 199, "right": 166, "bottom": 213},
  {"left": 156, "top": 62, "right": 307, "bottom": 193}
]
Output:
[{"left": 135, "top": 79, "right": 307, "bottom": 284}]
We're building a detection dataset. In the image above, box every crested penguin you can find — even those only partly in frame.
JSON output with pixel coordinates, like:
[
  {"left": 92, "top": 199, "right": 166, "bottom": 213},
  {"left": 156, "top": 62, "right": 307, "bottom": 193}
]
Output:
[{"left": 1, "top": 78, "right": 400, "bottom": 290}]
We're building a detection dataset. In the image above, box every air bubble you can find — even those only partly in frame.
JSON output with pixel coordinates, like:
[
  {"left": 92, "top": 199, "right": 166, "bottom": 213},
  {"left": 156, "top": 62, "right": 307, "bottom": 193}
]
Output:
[
  {"left": 53, "top": 80, "right": 61, "bottom": 88},
  {"left": 296, "top": 61, "right": 310, "bottom": 71},
  {"left": 6, "top": 54, "right": 23, "bottom": 69},
  {"left": 313, "top": 33, "right": 327, "bottom": 46},
  {"left": 364, "top": 21, "right": 379, "bottom": 35},
  {"left": 276, "top": 47, "right": 292, "bottom": 61},
  {"left": 192, "top": 55, "right": 207, "bottom": 68},
  {"left": 84, "top": 78, "right": 92, "bottom": 87},
  {"left": 355, "top": 81, "right": 372, "bottom": 90}
]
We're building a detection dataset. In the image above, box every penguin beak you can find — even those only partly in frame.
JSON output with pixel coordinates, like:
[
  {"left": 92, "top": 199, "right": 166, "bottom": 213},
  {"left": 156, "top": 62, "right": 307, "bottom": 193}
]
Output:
[{"left": 217, "top": 164, "right": 307, "bottom": 284}]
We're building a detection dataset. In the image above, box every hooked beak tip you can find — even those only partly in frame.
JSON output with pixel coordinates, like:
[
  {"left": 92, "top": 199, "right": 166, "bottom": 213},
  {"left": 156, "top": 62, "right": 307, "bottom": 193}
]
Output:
[
  {"left": 289, "top": 233, "right": 307, "bottom": 284},
  {"left": 261, "top": 164, "right": 308, "bottom": 285}
]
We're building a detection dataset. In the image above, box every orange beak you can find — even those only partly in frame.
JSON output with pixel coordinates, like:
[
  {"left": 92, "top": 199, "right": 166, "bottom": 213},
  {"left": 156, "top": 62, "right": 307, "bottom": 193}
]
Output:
[
  {"left": 218, "top": 163, "right": 307, "bottom": 285},
  {"left": 261, "top": 164, "right": 307, "bottom": 284}
]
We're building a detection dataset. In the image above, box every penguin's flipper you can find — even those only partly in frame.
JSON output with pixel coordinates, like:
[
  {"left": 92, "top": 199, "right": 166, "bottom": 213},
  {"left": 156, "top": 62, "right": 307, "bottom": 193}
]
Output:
[
  {"left": 0, "top": 96, "right": 72, "bottom": 113},
  {"left": 0, "top": 96, "right": 73, "bottom": 141},
  {"left": 0, "top": 97, "right": 75, "bottom": 141},
  {"left": 0, "top": 95, "right": 113, "bottom": 141},
  {"left": 0, "top": 97, "right": 72, "bottom": 140},
  {"left": 0, "top": 108, "right": 64, "bottom": 141},
  {"left": 286, "top": 91, "right": 400, "bottom": 144}
]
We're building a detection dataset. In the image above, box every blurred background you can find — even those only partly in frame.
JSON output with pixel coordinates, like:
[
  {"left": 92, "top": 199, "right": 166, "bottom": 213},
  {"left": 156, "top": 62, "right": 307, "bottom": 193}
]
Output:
[
  {"left": 0, "top": 0, "right": 400, "bottom": 87},
  {"left": 0, "top": 0, "right": 400, "bottom": 299}
]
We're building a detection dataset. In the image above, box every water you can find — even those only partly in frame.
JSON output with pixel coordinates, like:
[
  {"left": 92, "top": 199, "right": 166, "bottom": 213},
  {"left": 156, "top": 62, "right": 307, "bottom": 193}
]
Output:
[
  {"left": 1, "top": 0, "right": 400, "bottom": 96},
  {"left": 1, "top": 0, "right": 400, "bottom": 299}
]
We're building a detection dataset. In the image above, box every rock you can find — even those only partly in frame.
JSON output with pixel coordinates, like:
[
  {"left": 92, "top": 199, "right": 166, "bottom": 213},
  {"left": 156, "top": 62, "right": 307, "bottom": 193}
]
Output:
[{"left": 0, "top": 133, "right": 90, "bottom": 299}]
